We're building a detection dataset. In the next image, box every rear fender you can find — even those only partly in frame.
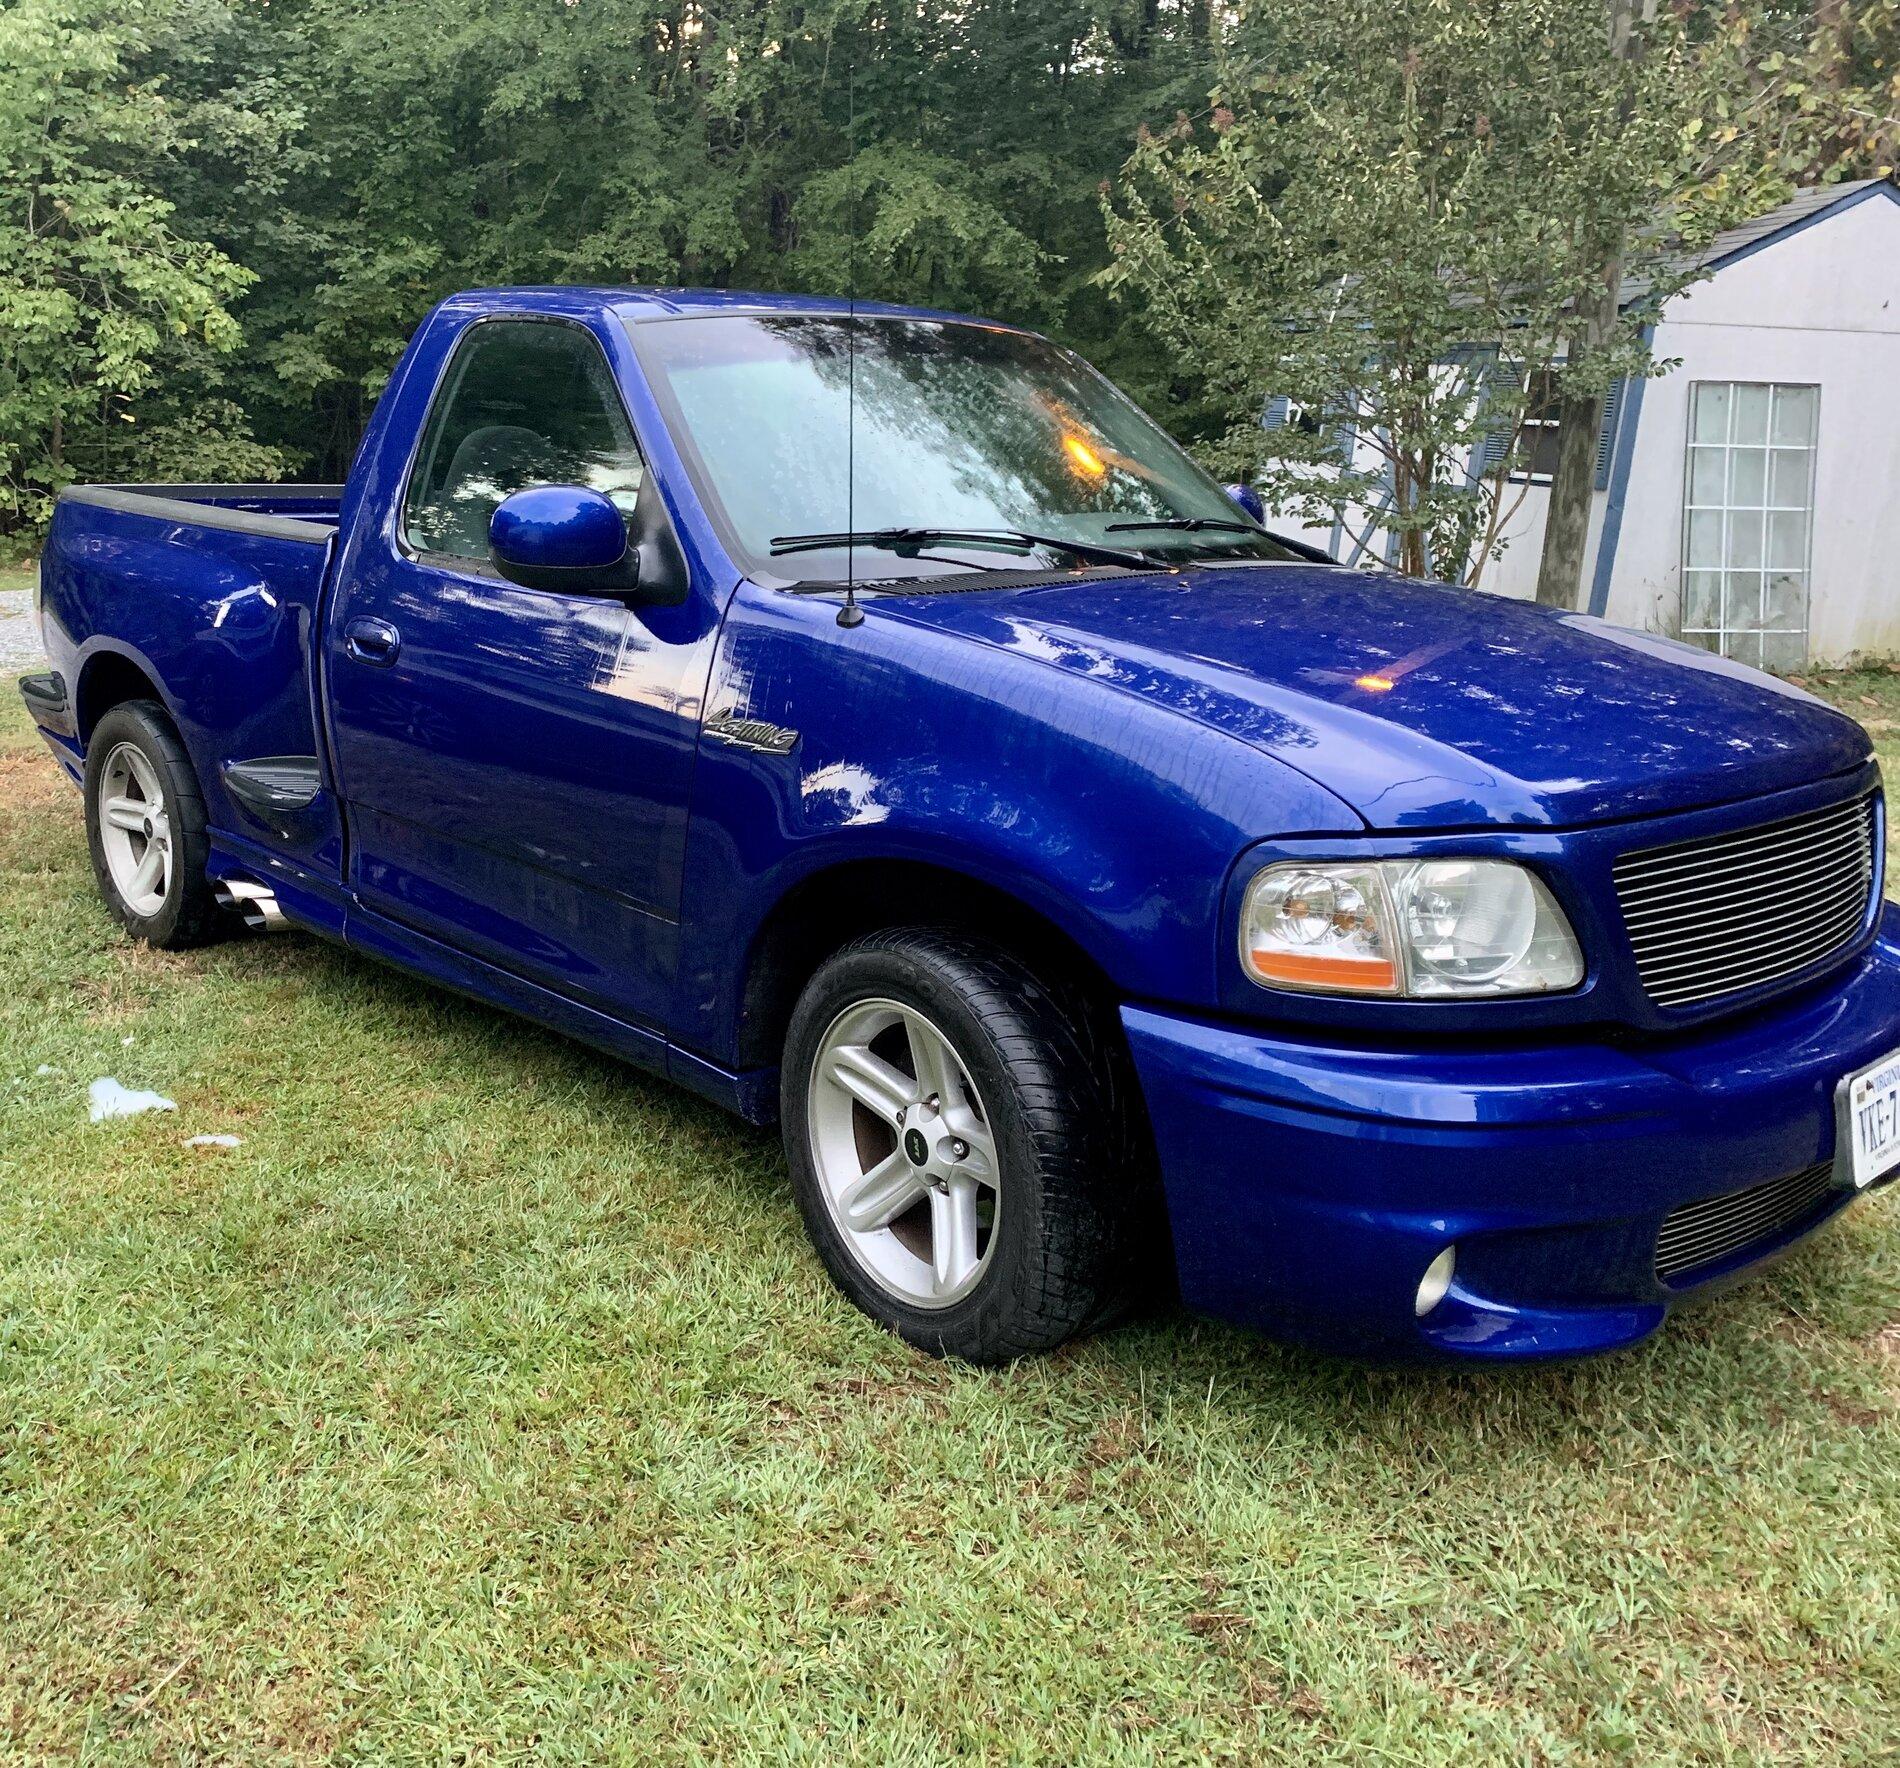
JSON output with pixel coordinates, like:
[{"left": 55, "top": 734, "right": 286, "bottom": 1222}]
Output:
[{"left": 39, "top": 498, "right": 342, "bottom": 875}]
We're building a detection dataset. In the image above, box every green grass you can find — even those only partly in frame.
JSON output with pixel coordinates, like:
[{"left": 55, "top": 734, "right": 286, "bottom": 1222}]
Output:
[
  {"left": 0, "top": 564, "right": 35, "bottom": 596},
  {"left": 1795, "top": 661, "right": 1900, "bottom": 783},
  {"left": 1, "top": 681, "right": 1896, "bottom": 1764}
]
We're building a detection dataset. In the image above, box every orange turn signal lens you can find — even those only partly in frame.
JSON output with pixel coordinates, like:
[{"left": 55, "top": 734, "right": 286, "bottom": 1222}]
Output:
[{"left": 1246, "top": 949, "right": 1401, "bottom": 993}]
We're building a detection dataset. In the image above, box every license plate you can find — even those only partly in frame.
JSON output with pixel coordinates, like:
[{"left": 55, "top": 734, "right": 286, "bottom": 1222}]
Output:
[{"left": 1841, "top": 1048, "right": 1900, "bottom": 1190}]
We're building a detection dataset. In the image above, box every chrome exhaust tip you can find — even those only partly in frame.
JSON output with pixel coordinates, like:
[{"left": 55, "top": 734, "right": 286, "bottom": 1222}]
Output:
[{"left": 214, "top": 876, "right": 288, "bottom": 933}]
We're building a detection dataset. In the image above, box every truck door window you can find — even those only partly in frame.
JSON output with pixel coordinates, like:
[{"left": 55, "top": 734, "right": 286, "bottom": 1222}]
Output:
[{"left": 404, "top": 320, "right": 645, "bottom": 561}]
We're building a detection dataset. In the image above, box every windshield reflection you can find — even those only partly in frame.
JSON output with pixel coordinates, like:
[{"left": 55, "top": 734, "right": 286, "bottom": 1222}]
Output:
[{"left": 632, "top": 314, "right": 1316, "bottom": 583}]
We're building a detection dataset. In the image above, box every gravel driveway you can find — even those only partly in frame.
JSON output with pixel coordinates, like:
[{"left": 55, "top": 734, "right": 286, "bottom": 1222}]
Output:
[{"left": 1, "top": 586, "right": 44, "bottom": 672}]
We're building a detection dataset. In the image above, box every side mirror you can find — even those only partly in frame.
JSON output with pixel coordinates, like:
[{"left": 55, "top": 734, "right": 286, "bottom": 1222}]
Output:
[
  {"left": 1223, "top": 482, "right": 1266, "bottom": 525},
  {"left": 489, "top": 486, "right": 638, "bottom": 595}
]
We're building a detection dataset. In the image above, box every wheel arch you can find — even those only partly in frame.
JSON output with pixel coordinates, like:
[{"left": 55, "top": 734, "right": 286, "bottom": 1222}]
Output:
[
  {"left": 73, "top": 645, "right": 170, "bottom": 746},
  {"left": 735, "top": 855, "right": 1127, "bottom": 1073}
]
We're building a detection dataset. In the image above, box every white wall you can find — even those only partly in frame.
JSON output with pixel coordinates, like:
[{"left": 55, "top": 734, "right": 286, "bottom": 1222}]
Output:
[
  {"left": 1258, "top": 191, "right": 1900, "bottom": 667},
  {"left": 1600, "top": 191, "right": 1900, "bottom": 665},
  {"left": 1474, "top": 472, "right": 1614, "bottom": 603}
]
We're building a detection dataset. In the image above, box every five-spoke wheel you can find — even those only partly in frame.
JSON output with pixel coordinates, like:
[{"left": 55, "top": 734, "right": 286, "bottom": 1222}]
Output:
[
  {"left": 95, "top": 740, "right": 174, "bottom": 918},
  {"left": 808, "top": 997, "right": 1000, "bottom": 1307},
  {"left": 84, "top": 699, "right": 223, "bottom": 948},
  {"left": 782, "top": 926, "right": 1151, "bottom": 1361}
]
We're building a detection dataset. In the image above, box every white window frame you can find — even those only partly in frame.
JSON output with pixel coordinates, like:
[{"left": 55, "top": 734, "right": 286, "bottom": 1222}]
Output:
[
  {"left": 1508, "top": 364, "right": 1563, "bottom": 487},
  {"left": 1679, "top": 380, "right": 1819, "bottom": 672}
]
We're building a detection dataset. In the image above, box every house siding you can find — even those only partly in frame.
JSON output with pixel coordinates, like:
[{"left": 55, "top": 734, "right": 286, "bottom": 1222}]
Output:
[
  {"left": 1259, "top": 186, "right": 1900, "bottom": 668},
  {"left": 1599, "top": 191, "right": 1900, "bottom": 665}
]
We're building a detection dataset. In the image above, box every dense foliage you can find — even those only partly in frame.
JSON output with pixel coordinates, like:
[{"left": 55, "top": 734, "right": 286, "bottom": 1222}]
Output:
[
  {"left": 1105, "top": 0, "right": 1702, "bottom": 583},
  {"left": 0, "top": 1, "right": 281, "bottom": 531},
  {"left": 0, "top": 0, "right": 1890, "bottom": 547}
]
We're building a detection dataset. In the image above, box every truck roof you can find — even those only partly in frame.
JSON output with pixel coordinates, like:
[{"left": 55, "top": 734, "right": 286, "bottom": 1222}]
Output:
[{"left": 436, "top": 285, "right": 1022, "bottom": 331}]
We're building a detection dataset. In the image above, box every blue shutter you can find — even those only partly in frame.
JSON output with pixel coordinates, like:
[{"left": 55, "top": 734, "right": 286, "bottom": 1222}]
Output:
[
  {"left": 1472, "top": 355, "right": 1513, "bottom": 480},
  {"left": 1593, "top": 377, "right": 1626, "bottom": 490},
  {"left": 1262, "top": 394, "right": 1290, "bottom": 432}
]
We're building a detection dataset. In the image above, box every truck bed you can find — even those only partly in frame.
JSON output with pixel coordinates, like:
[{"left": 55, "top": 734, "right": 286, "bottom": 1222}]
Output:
[
  {"left": 33, "top": 481, "right": 349, "bottom": 885},
  {"left": 60, "top": 481, "right": 344, "bottom": 539}
]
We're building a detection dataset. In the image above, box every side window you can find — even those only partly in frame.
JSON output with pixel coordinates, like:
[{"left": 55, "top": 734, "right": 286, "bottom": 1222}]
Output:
[{"left": 403, "top": 320, "right": 645, "bottom": 561}]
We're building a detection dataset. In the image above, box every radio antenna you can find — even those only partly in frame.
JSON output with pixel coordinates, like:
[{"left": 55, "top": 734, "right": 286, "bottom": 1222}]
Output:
[{"left": 838, "top": 45, "right": 864, "bottom": 629}]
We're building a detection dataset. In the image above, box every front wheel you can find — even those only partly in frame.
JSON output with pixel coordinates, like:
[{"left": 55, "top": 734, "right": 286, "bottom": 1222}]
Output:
[
  {"left": 781, "top": 927, "right": 1151, "bottom": 1362},
  {"left": 84, "top": 700, "right": 223, "bottom": 949}
]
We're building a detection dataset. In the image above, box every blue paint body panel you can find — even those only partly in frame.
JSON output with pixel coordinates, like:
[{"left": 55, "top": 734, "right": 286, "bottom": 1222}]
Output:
[
  {"left": 22, "top": 284, "right": 1898, "bottom": 1362},
  {"left": 1126, "top": 910, "right": 1900, "bottom": 1358},
  {"left": 37, "top": 487, "right": 345, "bottom": 876}
]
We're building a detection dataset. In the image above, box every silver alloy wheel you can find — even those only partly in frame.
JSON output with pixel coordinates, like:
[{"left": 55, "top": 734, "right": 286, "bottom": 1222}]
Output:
[
  {"left": 96, "top": 741, "right": 173, "bottom": 918},
  {"left": 807, "top": 997, "right": 1001, "bottom": 1309}
]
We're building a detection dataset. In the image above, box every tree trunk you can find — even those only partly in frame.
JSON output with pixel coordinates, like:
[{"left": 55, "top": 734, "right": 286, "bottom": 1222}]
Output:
[
  {"left": 1533, "top": 271, "right": 1616, "bottom": 610},
  {"left": 1532, "top": 0, "right": 1645, "bottom": 610}
]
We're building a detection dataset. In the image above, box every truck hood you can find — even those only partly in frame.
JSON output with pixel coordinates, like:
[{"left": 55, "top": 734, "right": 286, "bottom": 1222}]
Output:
[{"left": 879, "top": 565, "right": 1871, "bottom": 829}]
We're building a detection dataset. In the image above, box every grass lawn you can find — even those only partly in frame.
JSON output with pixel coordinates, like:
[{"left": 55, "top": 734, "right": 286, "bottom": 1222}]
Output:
[
  {"left": 1795, "top": 661, "right": 1900, "bottom": 782},
  {"left": 1, "top": 677, "right": 1896, "bottom": 1763}
]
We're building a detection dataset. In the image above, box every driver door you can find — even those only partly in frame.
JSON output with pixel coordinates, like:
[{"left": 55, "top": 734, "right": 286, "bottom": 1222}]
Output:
[{"left": 324, "top": 314, "right": 706, "bottom": 1031}]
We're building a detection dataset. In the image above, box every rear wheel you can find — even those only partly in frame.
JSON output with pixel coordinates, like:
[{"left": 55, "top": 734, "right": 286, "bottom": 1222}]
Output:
[
  {"left": 781, "top": 927, "right": 1151, "bottom": 1362},
  {"left": 84, "top": 700, "right": 223, "bottom": 949}
]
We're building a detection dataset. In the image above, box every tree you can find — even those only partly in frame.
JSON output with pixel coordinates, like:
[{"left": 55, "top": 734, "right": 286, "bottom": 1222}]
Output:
[
  {"left": 138, "top": 0, "right": 1229, "bottom": 483},
  {"left": 1, "top": 0, "right": 1859, "bottom": 559},
  {"left": 1532, "top": 0, "right": 1652, "bottom": 610},
  {"left": 0, "top": 0, "right": 273, "bottom": 535},
  {"left": 1101, "top": 0, "right": 1728, "bottom": 588},
  {"left": 1740, "top": 0, "right": 1898, "bottom": 187}
]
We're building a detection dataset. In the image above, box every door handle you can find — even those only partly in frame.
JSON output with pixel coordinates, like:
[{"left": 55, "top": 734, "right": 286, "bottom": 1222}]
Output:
[{"left": 343, "top": 616, "right": 401, "bottom": 667}]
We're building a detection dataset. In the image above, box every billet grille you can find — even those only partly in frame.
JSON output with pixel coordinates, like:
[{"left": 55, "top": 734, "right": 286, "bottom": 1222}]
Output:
[
  {"left": 1654, "top": 1161, "right": 1839, "bottom": 1284},
  {"left": 1613, "top": 792, "right": 1878, "bottom": 1008}
]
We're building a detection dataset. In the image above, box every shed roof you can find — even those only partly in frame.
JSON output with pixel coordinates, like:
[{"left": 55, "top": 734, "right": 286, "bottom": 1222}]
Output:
[{"left": 1622, "top": 178, "right": 1898, "bottom": 305}]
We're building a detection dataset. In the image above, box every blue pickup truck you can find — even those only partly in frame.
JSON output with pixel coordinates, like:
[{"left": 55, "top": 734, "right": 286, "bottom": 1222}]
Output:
[{"left": 21, "top": 286, "right": 1900, "bottom": 1362}]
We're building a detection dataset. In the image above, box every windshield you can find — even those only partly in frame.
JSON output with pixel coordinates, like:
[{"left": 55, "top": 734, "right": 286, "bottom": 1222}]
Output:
[{"left": 629, "top": 313, "right": 1318, "bottom": 583}]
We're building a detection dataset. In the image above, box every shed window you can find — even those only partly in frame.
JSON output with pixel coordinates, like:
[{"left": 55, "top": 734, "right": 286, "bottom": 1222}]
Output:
[
  {"left": 1680, "top": 382, "right": 1817, "bottom": 671},
  {"left": 1510, "top": 368, "right": 1564, "bottom": 484}
]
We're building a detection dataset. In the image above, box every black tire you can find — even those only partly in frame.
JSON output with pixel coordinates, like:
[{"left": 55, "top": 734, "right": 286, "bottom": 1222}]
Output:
[
  {"left": 781, "top": 926, "right": 1155, "bottom": 1362},
  {"left": 83, "top": 700, "right": 224, "bottom": 950}
]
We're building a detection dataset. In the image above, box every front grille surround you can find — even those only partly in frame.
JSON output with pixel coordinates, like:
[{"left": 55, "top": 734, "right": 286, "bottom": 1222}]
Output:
[
  {"left": 1613, "top": 791, "right": 1879, "bottom": 1010},
  {"left": 1655, "top": 1162, "right": 1841, "bottom": 1285}
]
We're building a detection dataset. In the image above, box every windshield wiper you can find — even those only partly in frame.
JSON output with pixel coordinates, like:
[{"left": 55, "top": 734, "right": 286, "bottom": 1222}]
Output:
[
  {"left": 1103, "top": 514, "right": 1339, "bottom": 565},
  {"left": 768, "top": 526, "right": 1156, "bottom": 571},
  {"left": 1103, "top": 516, "right": 1264, "bottom": 536}
]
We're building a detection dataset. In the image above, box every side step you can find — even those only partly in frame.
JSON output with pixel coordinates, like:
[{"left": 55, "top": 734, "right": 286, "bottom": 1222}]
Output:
[{"left": 221, "top": 756, "right": 323, "bottom": 835}]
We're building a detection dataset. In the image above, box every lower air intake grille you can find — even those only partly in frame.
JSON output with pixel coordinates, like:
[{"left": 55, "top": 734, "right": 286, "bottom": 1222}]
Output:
[
  {"left": 1654, "top": 1162, "right": 1839, "bottom": 1285},
  {"left": 1613, "top": 791, "right": 1878, "bottom": 1009}
]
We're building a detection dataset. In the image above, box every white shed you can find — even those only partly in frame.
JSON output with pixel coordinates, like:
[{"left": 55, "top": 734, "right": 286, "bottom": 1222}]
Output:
[{"left": 1268, "top": 180, "right": 1900, "bottom": 669}]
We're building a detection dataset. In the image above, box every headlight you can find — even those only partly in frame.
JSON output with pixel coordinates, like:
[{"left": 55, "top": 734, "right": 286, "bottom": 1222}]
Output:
[{"left": 1241, "top": 858, "right": 1583, "bottom": 999}]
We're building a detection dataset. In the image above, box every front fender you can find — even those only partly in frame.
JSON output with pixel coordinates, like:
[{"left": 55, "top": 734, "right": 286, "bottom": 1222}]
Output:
[{"left": 669, "top": 585, "right": 1361, "bottom": 1065}]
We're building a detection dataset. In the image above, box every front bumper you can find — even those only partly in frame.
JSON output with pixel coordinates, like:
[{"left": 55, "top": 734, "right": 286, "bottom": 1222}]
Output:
[{"left": 1124, "top": 908, "right": 1900, "bottom": 1360}]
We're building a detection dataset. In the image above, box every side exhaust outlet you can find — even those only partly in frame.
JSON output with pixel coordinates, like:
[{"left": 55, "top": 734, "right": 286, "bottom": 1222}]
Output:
[{"left": 213, "top": 877, "right": 288, "bottom": 933}]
